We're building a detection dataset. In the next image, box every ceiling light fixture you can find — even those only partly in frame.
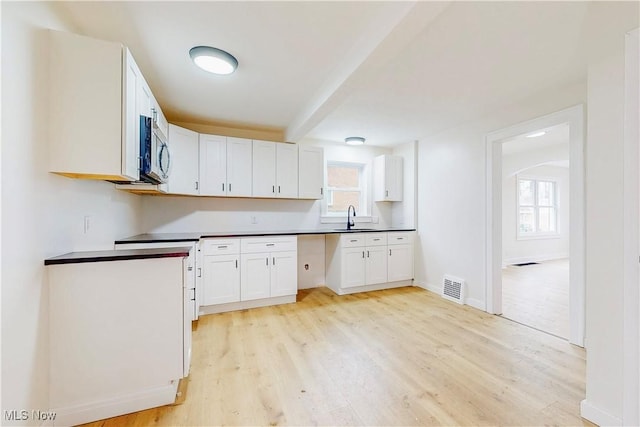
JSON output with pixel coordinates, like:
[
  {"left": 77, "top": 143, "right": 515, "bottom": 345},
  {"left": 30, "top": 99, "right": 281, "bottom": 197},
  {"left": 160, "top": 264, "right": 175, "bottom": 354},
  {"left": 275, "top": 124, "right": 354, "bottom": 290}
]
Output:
[
  {"left": 189, "top": 46, "right": 238, "bottom": 75},
  {"left": 345, "top": 136, "right": 365, "bottom": 146},
  {"left": 526, "top": 131, "right": 547, "bottom": 138}
]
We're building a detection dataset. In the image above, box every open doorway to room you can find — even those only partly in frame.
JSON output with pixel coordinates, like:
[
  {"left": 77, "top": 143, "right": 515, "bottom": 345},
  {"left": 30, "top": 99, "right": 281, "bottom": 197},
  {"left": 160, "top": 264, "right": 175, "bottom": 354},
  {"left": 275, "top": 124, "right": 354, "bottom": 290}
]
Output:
[
  {"left": 485, "top": 104, "right": 584, "bottom": 347},
  {"left": 500, "top": 124, "right": 570, "bottom": 339}
]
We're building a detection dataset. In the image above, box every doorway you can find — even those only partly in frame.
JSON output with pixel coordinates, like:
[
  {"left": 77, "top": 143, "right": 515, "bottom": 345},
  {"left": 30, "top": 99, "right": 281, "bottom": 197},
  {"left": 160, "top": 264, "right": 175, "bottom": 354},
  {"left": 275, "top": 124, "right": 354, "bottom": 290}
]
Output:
[
  {"left": 485, "top": 105, "right": 585, "bottom": 347},
  {"left": 500, "top": 124, "right": 570, "bottom": 338}
]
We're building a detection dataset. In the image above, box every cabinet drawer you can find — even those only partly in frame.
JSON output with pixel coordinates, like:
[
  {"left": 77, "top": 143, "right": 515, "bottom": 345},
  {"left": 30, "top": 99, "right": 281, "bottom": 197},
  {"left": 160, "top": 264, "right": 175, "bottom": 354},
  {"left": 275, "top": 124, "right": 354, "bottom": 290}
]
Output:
[
  {"left": 339, "top": 234, "right": 366, "bottom": 248},
  {"left": 365, "top": 233, "right": 387, "bottom": 246},
  {"left": 241, "top": 236, "right": 297, "bottom": 253},
  {"left": 201, "top": 238, "right": 240, "bottom": 255},
  {"left": 388, "top": 232, "right": 413, "bottom": 245}
]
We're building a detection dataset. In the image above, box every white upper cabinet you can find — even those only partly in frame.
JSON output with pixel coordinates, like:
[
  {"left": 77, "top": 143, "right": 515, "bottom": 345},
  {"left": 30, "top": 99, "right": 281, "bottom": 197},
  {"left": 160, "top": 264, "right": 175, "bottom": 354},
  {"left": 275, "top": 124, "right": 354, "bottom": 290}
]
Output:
[
  {"left": 252, "top": 140, "right": 277, "bottom": 198},
  {"left": 276, "top": 144, "right": 299, "bottom": 198},
  {"left": 167, "top": 124, "right": 200, "bottom": 195},
  {"left": 252, "top": 141, "right": 299, "bottom": 198},
  {"left": 199, "top": 134, "right": 227, "bottom": 196},
  {"left": 49, "top": 30, "right": 167, "bottom": 182},
  {"left": 374, "top": 154, "right": 403, "bottom": 201},
  {"left": 298, "top": 145, "right": 324, "bottom": 199},
  {"left": 226, "top": 137, "right": 253, "bottom": 197}
]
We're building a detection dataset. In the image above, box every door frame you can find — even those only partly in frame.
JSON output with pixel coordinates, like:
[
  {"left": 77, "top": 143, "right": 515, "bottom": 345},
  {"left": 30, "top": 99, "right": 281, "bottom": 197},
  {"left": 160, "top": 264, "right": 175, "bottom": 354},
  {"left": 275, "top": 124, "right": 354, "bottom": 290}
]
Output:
[
  {"left": 485, "top": 104, "right": 585, "bottom": 347},
  {"left": 623, "top": 27, "right": 639, "bottom": 426}
]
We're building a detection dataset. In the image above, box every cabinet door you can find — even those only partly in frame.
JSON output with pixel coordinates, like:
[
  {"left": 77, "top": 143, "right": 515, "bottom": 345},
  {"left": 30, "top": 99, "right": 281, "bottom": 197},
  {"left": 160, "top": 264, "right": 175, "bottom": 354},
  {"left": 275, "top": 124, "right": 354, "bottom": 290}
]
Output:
[
  {"left": 167, "top": 124, "right": 200, "bottom": 195},
  {"left": 122, "top": 49, "right": 142, "bottom": 181},
  {"left": 387, "top": 155, "right": 403, "bottom": 201},
  {"left": 137, "top": 78, "right": 152, "bottom": 121},
  {"left": 252, "top": 140, "right": 276, "bottom": 198},
  {"left": 270, "top": 251, "right": 298, "bottom": 297},
  {"left": 341, "top": 247, "right": 366, "bottom": 288},
  {"left": 199, "top": 134, "right": 227, "bottom": 196},
  {"left": 298, "top": 145, "right": 324, "bottom": 199},
  {"left": 241, "top": 252, "right": 271, "bottom": 301},
  {"left": 201, "top": 254, "right": 240, "bottom": 305},
  {"left": 227, "top": 137, "right": 252, "bottom": 197},
  {"left": 387, "top": 244, "right": 413, "bottom": 282},
  {"left": 365, "top": 246, "right": 388, "bottom": 285},
  {"left": 276, "top": 144, "right": 299, "bottom": 198}
]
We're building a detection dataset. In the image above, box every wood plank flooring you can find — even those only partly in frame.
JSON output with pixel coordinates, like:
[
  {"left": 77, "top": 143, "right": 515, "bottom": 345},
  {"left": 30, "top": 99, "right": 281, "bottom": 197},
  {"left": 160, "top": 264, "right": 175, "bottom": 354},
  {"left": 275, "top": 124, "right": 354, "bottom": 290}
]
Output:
[
  {"left": 502, "top": 259, "right": 570, "bottom": 339},
  {"left": 81, "top": 286, "right": 591, "bottom": 426}
]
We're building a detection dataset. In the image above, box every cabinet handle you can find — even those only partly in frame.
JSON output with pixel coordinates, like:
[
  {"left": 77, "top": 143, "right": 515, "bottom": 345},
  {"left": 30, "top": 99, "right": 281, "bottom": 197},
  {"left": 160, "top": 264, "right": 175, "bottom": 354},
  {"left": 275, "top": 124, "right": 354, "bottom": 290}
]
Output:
[
  {"left": 362, "top": 251, "right": 365, "bottom": 258},
  {"left": 386, "top": 190, "right": 389, "bottom": 197},
  {"left": 272, "top": 185, "right": 275, "bottom": 193},
  {"left": 278, "top": 185, "right": 281, "bottom": 193},
  {"left": 389, "top": 249, "right": 392, "bottom": 256},
  {"left": 266, "top": 258, "right": 269, "bottom": 266},
  {"left": 367, "top": 250, "right": 370, "bottom": 258},
  {"left": 187, "top": 266, "right": 193, "bottom": 271},
  {"left": 320, "top": 187, "right": 323, "bottom": 195},
  {"left": 218, "top": 245, "right": 228, "bottom": 249},
  {"left": 195, "top": 181, "right": 199, "bottom": 190},
  {"left": 235, "top": 259, "right": 238, "bottom": 269},
  {"left": 374, "top": 238, "right": 380, "bottom": 241},
  {"left": 266, "top": 243, "right": 275, "bottom": 247},
  {"left": 197, "top": 268, "right": 201, "bottom": 278},
  {"left": 273, "top": 257, "right": 276, "bottom": 265},
  {"left": 350, "top": 239, "right": 358, "bottom": 243},
  {"left": 191, "top": 288, "right": 196, "bottom": 301},
  {"left": 397, "top": 237, "right": 404, "bottom": 240},
  {"left": 229, "top": 183, "right": 232, "bottom": 192},
  {"left": 222, "top": 183, "right": 225, "bottom": 192}
]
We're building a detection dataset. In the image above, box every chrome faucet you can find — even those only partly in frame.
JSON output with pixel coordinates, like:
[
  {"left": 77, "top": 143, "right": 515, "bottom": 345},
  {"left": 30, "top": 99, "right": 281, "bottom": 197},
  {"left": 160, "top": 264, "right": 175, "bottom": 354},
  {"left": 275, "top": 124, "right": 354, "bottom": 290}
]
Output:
[{"left": 347, "top": 205, "right": 356, "bottom": 230}]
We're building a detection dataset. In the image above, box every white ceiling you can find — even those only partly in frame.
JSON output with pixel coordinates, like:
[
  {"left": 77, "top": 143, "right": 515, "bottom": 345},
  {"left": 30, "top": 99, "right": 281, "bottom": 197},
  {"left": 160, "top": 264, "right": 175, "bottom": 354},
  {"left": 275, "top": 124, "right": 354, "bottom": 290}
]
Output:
[
  {"left": 56, "top": 1, "right": 591, "bottom": 147},
  {"left": 502, "top": 123, "right": 570, "bottom": 155}
]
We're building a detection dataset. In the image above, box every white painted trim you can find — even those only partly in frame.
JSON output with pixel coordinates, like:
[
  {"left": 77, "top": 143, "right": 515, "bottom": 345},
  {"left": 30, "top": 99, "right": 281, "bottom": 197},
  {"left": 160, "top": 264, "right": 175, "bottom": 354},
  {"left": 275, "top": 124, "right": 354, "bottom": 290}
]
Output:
[
  {"left": 52, "top": 382, "right": 178, "bottom": 427},
  {"left": 503, "top": 253, "right": 569, "bottom": 266},
  {"left": 327, "top": 280, "right": 412, "bottom": 296},
  {"left": 623, "top": 27, "right": 640, "bottom": 427},
  {"left": 199, "top": 294, "right": 296, "bottom": 316},
  {"left": 485, "top": 104, "right": 585, "bottom": 347},
  {"left": 580, "top": 399, "right": 622, "bottom": 427}
]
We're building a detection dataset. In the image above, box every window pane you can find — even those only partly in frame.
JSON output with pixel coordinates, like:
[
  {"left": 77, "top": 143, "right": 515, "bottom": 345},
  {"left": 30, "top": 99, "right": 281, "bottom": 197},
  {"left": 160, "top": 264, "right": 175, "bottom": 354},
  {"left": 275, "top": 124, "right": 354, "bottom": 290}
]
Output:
[
  {"left": 327, "top": 165, "right": 359, "bottom": 188},
  {"left": 537, "top": 181, "right": 554, "bottom": 206},
  {"left": 519, "top": 207, "right": 535, "bottom": 234},
  {"left": 327, "top": 191, "right": 360, "bottom": 213},
  {"left": 538, "top": 207, "right": 556, "bottom": 232},
  {"left": 519, "top": 180, "right": 534, "bottom": 205}
]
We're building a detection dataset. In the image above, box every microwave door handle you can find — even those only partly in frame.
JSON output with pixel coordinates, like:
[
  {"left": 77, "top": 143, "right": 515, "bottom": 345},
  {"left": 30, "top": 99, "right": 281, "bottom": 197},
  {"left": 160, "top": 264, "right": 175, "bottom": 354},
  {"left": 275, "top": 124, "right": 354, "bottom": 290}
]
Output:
[{"left": 159, "top": 143, "right": 171, "bottom": 179}]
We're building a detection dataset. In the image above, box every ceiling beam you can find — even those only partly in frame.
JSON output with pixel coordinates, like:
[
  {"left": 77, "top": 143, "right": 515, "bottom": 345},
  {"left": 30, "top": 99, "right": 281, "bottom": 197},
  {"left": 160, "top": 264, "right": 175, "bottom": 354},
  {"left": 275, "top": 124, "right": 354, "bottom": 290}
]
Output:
[{"left": 285, "top": 1, "right": 451, "bottom": 143}]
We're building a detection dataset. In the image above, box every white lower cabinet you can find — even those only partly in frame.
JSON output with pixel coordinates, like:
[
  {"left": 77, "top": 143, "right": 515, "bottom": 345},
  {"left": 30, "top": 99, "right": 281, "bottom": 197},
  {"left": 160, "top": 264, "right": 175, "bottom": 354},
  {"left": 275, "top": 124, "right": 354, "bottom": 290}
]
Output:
[
  {"left": 202, "top": 253, "right": 240, "bottom": 305},
  {"left": 200, "top": 236, "right": 297, "bottom": 313},
  {"left": 326, "top": 232, "right": 414, "bottom": 295}
]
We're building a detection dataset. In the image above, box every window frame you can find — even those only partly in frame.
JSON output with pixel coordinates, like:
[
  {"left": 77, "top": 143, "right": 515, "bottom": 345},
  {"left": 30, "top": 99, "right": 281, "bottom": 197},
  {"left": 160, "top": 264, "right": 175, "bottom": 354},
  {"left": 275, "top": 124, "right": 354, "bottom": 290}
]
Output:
[
  {"left": 516, "top": 175, "right": 559, "bottom": 240},
  {"left": 321, "top": 160, "right": 371, "bottom": 220}
]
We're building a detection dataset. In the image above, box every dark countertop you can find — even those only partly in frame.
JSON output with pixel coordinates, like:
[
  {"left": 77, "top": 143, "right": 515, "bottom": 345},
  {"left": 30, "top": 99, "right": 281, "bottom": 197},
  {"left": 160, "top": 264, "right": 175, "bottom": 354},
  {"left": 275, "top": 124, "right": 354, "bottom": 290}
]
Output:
[
  {"left": 114, "top": 228, "right": 417, "bottom": 244},
  {"left": 44, "top": 246, "right": 192, "bottom": 266}
]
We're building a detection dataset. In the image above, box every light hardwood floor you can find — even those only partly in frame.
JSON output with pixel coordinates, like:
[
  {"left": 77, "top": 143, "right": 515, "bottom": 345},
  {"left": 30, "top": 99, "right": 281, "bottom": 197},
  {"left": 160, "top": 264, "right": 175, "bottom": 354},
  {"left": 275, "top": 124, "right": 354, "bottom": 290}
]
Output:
[
  {"left": 502, "top": 259, "right": 570, "bottom": 339},
  {"left": 82, "top": 286, "right": 591, "bottom": 426}
]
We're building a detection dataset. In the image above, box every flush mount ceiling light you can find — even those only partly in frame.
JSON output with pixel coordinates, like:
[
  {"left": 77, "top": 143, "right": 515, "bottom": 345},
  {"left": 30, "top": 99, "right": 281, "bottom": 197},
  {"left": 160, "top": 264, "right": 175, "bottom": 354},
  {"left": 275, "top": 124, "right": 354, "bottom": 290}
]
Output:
[
  {"left": 345, "top": 136, "right": 365, "bottom": 146},
  {"left": 189, "top": 46, "right": 238, "bottom": 75},
  {"left": 526, "top": 131, "right": 547, "bottom": 138}
]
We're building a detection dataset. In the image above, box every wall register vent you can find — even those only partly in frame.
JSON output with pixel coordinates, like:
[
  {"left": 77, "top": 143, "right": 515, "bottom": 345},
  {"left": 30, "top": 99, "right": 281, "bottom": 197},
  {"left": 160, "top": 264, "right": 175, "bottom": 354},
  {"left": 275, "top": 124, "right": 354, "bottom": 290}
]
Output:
[{"left": 442, "top": 275, "right": 465, "bottom": 304}]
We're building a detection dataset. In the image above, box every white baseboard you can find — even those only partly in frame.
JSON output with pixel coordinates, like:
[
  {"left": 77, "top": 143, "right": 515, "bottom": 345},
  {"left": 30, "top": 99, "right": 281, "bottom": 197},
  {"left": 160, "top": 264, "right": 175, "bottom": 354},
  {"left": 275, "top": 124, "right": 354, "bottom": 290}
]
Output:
[
  {"left": 414, "top": 282, "right": 485, "bottom": 311},
  {"left": 199, "top": 294, "right": 296, "bottom": 315},
  {"left": 52, "top": 382, "right": 178, "bottom": 427},
  {"left": 503, "top": 253, "right": 569, "bottom": 266},
  {"left": 580, "top": 399, "right": 622, "bottom": 426},
  {"left": 326, "top": 280, "right": 413, "bottom": 296}
]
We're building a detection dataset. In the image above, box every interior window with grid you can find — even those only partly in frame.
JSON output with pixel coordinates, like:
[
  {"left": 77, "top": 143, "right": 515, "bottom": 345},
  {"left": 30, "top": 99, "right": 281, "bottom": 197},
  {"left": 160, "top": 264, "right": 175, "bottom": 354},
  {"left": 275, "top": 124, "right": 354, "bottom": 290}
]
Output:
[
  {"left": 518, "top": 178, "right": 558, "bottom": 237},
  {"left": 326, "top": 162, "right": 364, "bottom": 215}
]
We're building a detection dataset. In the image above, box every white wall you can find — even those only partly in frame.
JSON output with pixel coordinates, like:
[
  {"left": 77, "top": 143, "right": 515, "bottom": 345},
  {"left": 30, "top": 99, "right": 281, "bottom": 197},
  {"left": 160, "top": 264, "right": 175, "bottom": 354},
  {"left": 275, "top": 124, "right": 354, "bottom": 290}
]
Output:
[
  {"left": 502, "top": 147, "right": 570, "bottom": 265},
  {"left": 414, "top": 80, "right": 586, "bottom": 309},
  {"left": 580, "top": 3, "right": 639, "bottom": 425},
  {"left": 391, "top": 141, "right": 417, "bottom": 228},
  {"left": 1, "top": 3, "right": 143, "bottom": 423}
]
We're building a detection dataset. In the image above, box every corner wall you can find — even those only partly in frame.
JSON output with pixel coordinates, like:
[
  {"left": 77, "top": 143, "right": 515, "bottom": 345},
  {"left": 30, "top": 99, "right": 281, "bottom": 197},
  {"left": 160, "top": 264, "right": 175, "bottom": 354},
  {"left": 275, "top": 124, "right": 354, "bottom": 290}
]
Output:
[{"left": 1, "top": 3, "right": 143, "bottom": 423}]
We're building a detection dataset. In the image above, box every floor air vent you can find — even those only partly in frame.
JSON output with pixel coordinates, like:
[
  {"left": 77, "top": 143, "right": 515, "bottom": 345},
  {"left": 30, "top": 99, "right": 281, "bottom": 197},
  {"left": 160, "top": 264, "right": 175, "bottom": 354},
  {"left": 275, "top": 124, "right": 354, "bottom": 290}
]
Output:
[{"left": 442, "top": 275, "right": 465, "bottom": 304}]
